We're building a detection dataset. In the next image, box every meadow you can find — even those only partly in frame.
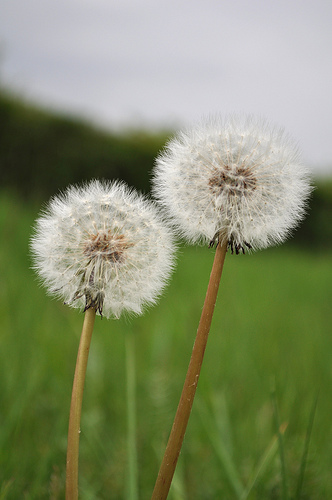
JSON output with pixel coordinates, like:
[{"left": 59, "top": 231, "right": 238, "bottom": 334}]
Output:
[{"left": 0, "top": 191, "right": 331, "bottom": 499}]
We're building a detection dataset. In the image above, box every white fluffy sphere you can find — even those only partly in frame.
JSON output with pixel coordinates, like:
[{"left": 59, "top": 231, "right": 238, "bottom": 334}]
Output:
[
  {"left": 153, "top": 115, "right": 312, "bottom": 252},
  {"left": 31, "top": 180, "right": 176, "bottom": 318}
]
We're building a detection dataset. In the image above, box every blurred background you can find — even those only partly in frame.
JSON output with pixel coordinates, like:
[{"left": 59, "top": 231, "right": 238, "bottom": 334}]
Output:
[{"left": 0, "top": 1, "right": 331, "bottom": 498}]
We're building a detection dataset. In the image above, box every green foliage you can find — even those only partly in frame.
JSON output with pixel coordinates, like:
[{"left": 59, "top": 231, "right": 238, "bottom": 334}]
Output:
[
  {"left": 1, "top": 193, "right": 332, "bottom": 499},
  {"left": 0, "top": 89, "right": 169, "bottom": 199},
  {"left": 0, "top": 88, "right": 332, "bottom": 249},
  {"left": 294, "top": 179, "right": 332, "bottom": 251}
]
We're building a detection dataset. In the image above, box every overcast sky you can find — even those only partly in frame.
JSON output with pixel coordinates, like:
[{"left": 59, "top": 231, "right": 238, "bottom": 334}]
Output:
[{"left": 1, "top": 0, "right": 332, "bottom": 174}]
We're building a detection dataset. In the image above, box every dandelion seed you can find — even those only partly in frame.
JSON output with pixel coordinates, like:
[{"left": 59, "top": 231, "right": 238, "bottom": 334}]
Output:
[
  {"left": 31, "top": 179, "right": 175, "bottom": 318},
  {"left": 153, "top": 115, "right": 312, "bottom": 252},
  {"left": 151, "top": 115, "right": 311, "bottom": 500},
  {"left": 30, "top": 179, "right": 176, "bottom": 500}
]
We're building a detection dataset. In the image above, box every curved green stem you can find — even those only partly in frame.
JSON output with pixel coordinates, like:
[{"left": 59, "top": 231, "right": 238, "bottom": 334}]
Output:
[{"left": 126, "top": 330, "right": 139, "bottom": 500}]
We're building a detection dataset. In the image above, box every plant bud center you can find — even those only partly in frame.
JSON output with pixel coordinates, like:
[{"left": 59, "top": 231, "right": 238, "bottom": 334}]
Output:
[
  {"left": 209, "top": 164, "right": 256, "bottom": 196},
  {"left": 84, "top": 231, "right": 132, "bottom": 263}
]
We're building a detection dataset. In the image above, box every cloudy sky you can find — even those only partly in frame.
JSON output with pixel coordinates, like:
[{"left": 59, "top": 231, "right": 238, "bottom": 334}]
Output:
[{"left": 1, "top": 0, "right": 332, "bottom": 174}]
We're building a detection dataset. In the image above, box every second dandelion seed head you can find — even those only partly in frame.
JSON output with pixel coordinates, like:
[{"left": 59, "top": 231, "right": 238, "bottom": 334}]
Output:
[
  {"left": 31, "top": 180, "right": 176, "bottom": 319},
  {"left": 153, "top": 115, "right": 312, "bottom": 252}
]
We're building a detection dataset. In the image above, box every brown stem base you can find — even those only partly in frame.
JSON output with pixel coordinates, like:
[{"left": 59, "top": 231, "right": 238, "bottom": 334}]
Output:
[
  {"left": 66, "top": 307, "right": 96, "bottom": 500},
  {"left": 151, "top": 240, "right": 227, "bottom": 500}
]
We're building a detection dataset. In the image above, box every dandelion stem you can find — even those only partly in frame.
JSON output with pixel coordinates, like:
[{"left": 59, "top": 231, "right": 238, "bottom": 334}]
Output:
[
  {"left": 66, "top": 307, "right": 96, "bottom": 500},
  {"left": 151, "top": 240, "right": 227, "bottom": 500}
]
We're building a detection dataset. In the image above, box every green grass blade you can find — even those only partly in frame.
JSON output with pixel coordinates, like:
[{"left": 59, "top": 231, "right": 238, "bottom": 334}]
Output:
[
  {"left": 271, "top": 387, "right": 289, "bottom": 500},
  {"left": 0, "top": 480, "right": 14, "bottom": 500},
  {"left": 126, "top": 330, "right": 139, "bottom": 500},
  {"left": 295, "top": 394, "right": 318, "bottom": 500},
  {"left": 197, "top": 397, "right": 245, "bottom": 499},
  {"left": 241, "top": 423, "right": 288, "bottom": 500}
]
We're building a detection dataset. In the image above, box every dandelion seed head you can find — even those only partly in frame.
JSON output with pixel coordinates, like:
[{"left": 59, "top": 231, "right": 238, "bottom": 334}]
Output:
[
  {"left": 153, "top": 115, "right": 312, "bottom": 252},
  {"left": 31, "top": 180, "right": 176, "bottom": 318}
]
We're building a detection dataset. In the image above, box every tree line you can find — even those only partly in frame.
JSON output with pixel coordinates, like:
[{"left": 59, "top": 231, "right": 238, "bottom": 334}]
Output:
[{"left": 0, "top": 88, "right": 331, "bottom": 250}]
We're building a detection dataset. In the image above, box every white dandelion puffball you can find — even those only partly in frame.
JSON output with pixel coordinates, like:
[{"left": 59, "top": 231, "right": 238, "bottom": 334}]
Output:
[
  {"left": 31, "top": 180, "right": 176, "bottom": 318},
  {"left": 153, "top": 115, "right": 312, "bottom": 253}
]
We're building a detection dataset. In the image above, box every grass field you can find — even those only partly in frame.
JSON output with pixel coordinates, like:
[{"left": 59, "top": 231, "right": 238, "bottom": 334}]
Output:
[{"left": 0, "top": 191, "right": 331, "bottom": 499}]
